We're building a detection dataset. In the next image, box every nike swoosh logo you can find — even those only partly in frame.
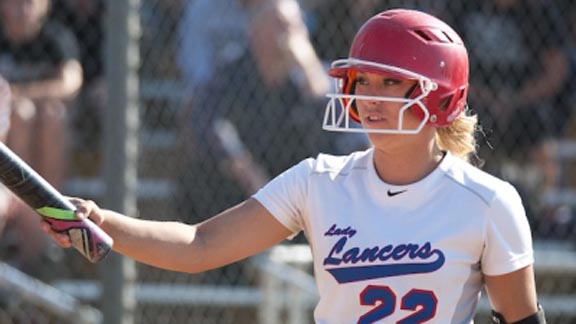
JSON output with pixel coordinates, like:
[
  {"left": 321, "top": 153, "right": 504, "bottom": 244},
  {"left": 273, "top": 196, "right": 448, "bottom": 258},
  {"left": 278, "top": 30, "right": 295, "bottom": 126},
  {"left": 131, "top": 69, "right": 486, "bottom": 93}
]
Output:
[{"left": 387, "top": 189, "right": 407, "bottom": 197}]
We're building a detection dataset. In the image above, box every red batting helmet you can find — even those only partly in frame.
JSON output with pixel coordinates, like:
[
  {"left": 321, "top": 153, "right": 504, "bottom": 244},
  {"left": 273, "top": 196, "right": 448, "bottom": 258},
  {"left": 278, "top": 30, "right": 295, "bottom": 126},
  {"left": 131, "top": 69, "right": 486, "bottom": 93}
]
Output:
[{"left": 323, "top": 9, "right": 469, "bottom": 134}]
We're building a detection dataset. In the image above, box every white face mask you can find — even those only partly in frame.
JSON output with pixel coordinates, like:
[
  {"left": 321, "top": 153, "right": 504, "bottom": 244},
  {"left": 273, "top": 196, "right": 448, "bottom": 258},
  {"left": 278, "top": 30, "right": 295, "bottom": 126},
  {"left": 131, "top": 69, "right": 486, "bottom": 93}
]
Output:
[{"left": 323, "top": 58, "right": 438, "bottom": 135}]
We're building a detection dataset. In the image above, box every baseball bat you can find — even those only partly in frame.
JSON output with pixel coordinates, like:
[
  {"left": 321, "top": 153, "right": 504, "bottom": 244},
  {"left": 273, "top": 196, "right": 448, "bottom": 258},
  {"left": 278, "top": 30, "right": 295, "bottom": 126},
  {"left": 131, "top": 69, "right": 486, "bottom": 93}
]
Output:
[{"left": 0, "top": 142, "right": 113, "bottom": 262}]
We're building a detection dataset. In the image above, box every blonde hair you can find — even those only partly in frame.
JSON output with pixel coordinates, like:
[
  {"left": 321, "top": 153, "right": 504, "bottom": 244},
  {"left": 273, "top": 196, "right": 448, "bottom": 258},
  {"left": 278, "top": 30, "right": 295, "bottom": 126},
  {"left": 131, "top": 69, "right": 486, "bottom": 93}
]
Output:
[{"left": 435, "top": 109, "right": 478, "bottom": 163}]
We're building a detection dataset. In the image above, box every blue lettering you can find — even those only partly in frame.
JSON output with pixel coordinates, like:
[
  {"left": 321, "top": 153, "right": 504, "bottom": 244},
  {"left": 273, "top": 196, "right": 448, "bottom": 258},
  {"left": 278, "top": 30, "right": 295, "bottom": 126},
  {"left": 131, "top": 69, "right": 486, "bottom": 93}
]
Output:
[
  {"left": 324, "top": 224, "right": 337, "bottom": 236},
  {"left": 377, "top": 245, "right": 393, "bottom": 261},
  {"left": 324, "top": 224, "right": 357, "bottom": 238},
  {"left": 323, "top": 238, "right": 446, "bottom": 283},
  {"left": 391, "top": 244, "right": 408, "bottom": 260},
  {"left": 415, "top": 242, "right": 432, "bottom": 258},
  {"left": 323, "top": 236, "right": 347, "bottom": 266},
  {"left": 359, "top": 247, "right": 380, "bottom": 262},
  {"left": 342, "top": 247, "right": 361, "bottom": 263}
]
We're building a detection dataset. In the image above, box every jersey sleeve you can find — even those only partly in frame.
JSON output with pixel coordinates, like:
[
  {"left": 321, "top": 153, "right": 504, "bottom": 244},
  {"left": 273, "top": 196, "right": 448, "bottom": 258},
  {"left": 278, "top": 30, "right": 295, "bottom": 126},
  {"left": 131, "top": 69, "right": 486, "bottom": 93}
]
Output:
[
  {"left": 481, "top": 183, "right": 534, "bottom": 276},
  {"left": 252, "top": 158, "right": 312, "bottom": 236}
]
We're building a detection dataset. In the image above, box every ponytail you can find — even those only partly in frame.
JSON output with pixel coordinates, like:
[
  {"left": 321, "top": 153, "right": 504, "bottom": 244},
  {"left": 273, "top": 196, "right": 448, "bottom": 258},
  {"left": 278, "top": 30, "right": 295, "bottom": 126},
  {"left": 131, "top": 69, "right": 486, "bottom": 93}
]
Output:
[{"left": 435, "top": 109, "right": 478, "bottom": 163}]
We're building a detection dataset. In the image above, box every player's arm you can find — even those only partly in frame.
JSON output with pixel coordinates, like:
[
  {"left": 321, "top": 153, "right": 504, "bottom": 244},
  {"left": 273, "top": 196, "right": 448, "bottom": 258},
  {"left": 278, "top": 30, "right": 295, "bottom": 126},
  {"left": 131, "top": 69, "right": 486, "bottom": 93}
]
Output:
[
  {"left": 484, "top": 265, "right": 546, "bottom": 323},
  {"left": 44, "top": 197, "right": 293, "bottom": 273}
]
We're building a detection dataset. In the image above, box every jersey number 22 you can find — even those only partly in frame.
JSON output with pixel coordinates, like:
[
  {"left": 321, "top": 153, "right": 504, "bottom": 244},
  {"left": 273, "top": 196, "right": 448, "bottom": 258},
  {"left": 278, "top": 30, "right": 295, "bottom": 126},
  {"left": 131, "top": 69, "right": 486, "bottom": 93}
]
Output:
[{"left": 359, "top": 285, "right": 437, "bottom": 323}]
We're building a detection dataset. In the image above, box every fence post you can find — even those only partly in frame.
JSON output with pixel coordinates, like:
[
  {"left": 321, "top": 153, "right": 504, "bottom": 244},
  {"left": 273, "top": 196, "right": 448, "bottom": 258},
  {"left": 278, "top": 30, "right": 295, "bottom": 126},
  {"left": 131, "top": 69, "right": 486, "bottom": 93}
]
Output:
[{"left": 101, "top": 0, "right": 140, "bottom": 323}]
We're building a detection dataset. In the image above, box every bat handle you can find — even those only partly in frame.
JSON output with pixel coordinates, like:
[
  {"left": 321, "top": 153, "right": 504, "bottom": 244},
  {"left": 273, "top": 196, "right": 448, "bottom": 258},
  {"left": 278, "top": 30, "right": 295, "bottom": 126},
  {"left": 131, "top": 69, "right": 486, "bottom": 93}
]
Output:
[{"left": 42, "top": 213, "right": 113, "bottom": 263}]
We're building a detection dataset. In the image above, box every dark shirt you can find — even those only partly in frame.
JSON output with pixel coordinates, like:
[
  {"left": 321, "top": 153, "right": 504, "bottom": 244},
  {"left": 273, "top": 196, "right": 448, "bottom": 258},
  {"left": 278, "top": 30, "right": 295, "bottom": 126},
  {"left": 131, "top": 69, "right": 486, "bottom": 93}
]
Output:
[
  {"left": 50, "top": 0, "right": 105, "bottom": 84},
  {"left": 0, "top": 21, "right": 79, "bottom": 83}
]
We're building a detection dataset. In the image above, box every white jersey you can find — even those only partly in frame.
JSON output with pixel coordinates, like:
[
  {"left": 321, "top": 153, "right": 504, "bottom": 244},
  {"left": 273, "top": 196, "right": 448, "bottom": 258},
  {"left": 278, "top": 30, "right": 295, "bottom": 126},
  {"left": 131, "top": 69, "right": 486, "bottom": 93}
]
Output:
[{"left": 253, "top": 148, "right": 533, "bottom": 324}]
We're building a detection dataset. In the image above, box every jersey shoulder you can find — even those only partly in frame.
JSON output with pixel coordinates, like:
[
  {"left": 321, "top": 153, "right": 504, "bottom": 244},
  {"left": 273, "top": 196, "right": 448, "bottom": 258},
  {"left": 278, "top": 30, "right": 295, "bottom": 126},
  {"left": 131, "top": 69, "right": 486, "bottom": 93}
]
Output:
[
  {"left": 308, "top": 148, "right": 372, "bottom": 177},
  {"left": 442, "top": 156, "right": 518, "bottom": 206}
]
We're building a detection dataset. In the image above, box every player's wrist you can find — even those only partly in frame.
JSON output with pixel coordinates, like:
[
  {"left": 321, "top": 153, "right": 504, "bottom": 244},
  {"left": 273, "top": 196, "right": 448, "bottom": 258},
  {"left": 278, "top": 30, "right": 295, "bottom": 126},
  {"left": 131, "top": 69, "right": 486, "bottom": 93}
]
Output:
[
  {"left": 491, "top": 304, "right": 546, "bottom": 324},
  {"left": 89, "top": 207, "right": 109, "bottom": 227}
]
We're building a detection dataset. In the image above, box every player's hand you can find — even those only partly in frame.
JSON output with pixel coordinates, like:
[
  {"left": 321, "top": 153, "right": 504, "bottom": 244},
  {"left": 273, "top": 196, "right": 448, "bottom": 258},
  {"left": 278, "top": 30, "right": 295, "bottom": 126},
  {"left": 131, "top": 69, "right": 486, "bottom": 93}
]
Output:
[
  {"left": 67, "top": 197, "right": 105, "bottom": 225},
  {"left": 41, "top": 220, "right": 72, "bottom": 247},
  {"left": 40, "top": 197, "right": 104, "bottom": 248}
]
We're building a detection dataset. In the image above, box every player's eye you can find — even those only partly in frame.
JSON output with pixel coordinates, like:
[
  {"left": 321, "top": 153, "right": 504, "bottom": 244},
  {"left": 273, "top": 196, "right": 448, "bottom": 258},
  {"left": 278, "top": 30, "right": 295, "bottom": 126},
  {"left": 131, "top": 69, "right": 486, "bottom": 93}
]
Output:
[
  {"left": 383, "top": 78, "right": 402, "bottom": 86},
  {"left": 354, "top": 76, "right": 368, "bottom": 86}
]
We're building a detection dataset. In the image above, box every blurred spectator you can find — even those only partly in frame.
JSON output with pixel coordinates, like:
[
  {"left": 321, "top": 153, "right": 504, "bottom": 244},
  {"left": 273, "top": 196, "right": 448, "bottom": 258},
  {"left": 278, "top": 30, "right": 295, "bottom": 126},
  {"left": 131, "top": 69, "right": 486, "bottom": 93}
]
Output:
[
  {"left": 175, "top": 0, "right": 252, "bottom": 224},
  {"left": 534, "top": 0, "right": 576, "bottom": 238},
  {"left": 174, "top": 0, "right": 339, "bottom": 285},
  {"left": 50, "top": 0, "right": 106, "bottom": 152},
  {"left": 452, "top": 0, "right": 572, "bottom": 233},
  {"left": 176, "top": 0, "right": 333, "bottom": 224},
  {"left": 0, "top": 0, "right": 82, "bottom": 278}
]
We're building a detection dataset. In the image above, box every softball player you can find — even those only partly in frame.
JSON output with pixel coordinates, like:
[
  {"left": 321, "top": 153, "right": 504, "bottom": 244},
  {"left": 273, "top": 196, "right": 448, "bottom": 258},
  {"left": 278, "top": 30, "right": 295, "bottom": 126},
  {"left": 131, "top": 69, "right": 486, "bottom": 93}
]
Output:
[{"left": 45, "top": 9, "right": 545, "bottom": 324}]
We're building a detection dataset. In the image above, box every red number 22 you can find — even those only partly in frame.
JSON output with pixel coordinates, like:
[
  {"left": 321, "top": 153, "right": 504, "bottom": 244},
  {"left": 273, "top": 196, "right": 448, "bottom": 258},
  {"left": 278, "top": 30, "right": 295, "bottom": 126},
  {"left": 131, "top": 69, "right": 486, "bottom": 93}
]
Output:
[{"left": 358, "top": 285, "right": 437, "bottom": 324}]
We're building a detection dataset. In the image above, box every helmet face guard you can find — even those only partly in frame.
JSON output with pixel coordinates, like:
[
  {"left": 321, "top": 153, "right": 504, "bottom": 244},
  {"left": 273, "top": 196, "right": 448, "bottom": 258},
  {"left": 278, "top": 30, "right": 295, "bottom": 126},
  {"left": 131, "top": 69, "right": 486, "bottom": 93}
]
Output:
[
  {"left": 323, "top": 58, "right": 438, "bottom": 134},
  {"left": 323, "top": 9, "right": 469, "bottom": 134}
]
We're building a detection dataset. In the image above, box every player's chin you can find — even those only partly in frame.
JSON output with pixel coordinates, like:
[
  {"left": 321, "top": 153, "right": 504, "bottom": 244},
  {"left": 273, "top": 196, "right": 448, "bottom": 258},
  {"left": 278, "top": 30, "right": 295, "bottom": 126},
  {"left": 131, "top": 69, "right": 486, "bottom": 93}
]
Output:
[{"left": 363, "top": 126, "right": 400, "bottom": 137}]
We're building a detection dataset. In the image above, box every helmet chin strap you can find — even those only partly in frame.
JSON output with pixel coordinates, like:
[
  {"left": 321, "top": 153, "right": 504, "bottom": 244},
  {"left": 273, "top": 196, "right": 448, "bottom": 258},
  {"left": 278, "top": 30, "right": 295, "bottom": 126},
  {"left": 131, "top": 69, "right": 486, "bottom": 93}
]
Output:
[{"left": 404, "top": 83, "right": 418, "bottom": 98}]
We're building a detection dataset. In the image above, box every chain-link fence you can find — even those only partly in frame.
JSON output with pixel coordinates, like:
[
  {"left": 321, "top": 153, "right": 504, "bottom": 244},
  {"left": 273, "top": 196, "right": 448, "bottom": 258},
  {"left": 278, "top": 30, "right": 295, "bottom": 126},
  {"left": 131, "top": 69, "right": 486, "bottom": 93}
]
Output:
[{"left": 0, "top": 0, "right": 576, "bottom": 323}]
